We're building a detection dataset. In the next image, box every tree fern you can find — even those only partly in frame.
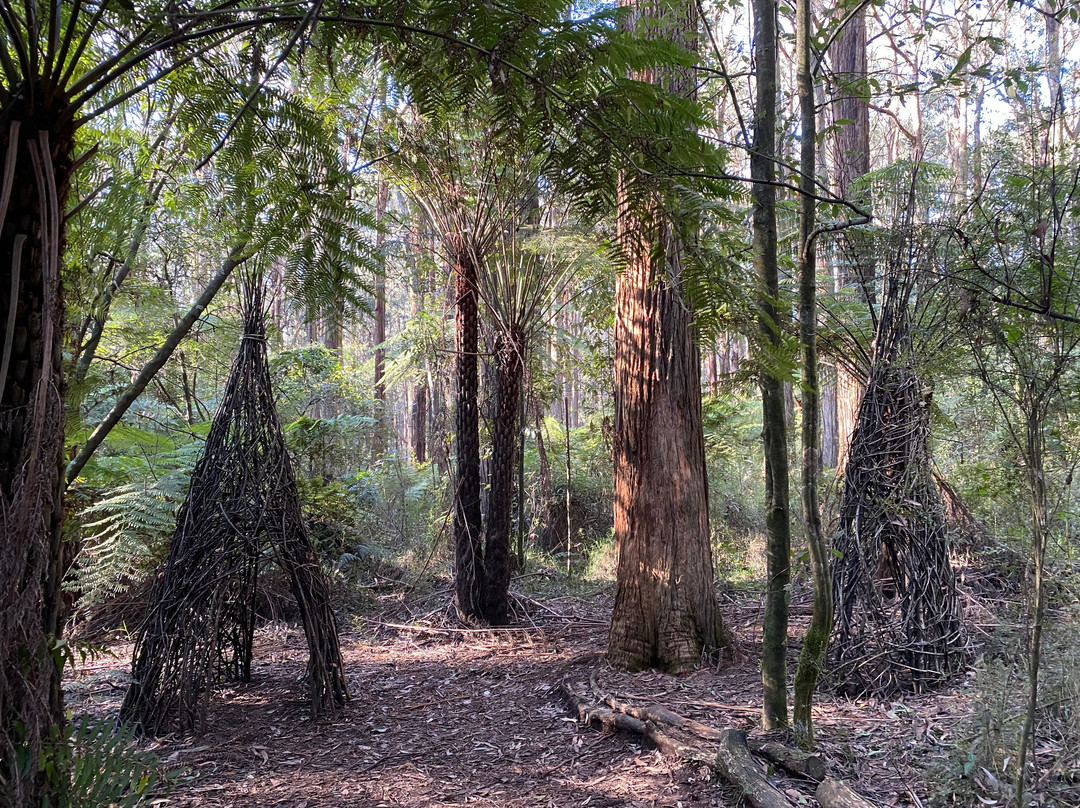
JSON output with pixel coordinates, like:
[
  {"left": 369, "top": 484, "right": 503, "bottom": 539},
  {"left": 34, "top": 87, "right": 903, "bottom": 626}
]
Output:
[{"left": 69, "top": 446, "right": 200, "bottom": 615}]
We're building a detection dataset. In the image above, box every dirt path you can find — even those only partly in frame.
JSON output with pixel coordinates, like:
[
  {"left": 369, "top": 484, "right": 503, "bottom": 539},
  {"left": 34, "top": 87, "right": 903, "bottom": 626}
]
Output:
[{"left": 65, "top": 593, "right": 973, "bottom": 807}]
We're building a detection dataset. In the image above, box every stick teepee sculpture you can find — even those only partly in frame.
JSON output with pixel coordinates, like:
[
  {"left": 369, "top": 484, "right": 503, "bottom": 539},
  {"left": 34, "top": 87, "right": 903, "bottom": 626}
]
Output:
[{"left": 122, "top": 275, "right": 349, "bottom": 735}]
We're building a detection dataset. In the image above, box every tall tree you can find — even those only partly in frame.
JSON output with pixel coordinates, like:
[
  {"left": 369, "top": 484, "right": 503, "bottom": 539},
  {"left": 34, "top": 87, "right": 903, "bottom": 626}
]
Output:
[
  {"left": 607, "top": 0, "right": 733, "bottom": 673},
  {"left": 752, "top": 0, "right": 792, "bottom": 728},
  {"left": 791, "top": 0, "right": 832, "bottom": 750}
]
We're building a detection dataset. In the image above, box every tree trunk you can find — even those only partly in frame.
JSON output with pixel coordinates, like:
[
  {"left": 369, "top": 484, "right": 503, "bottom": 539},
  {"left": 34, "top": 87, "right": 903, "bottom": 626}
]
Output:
[
  {"left": 608, "top": 0, "right": 732, "bottom": 675},
  {"left": 66, "top": 245, "right": 249, "bottom": 486},
  {"left": 483, "top": 328, "right": 523, "bottom": 624},
  {"left": 413, "top": 381, "right": 428, "bottom": 464},
  {"left": 831, "top": 2, "right": 872, "bottom": 471},
  {"left": 533, "top": 398, "right": 552, "bottom": 542},
  {"left": 0, "top": 108, "right": 74, "bottom": 808},
  {"left": 791, "top": 0, "right": 832, "bottom": 750},
  {"left": 1015, "top": 409, "right": 1049, "bottom": 806},
  {"left": 452, "top": 245, "right": 485, "bottom": 621},
  {"left": 752, "top": 0, "right": 791, "bottom": 729},
  {"left": 372, "top": 178, "right": 389, "bottom": 462}
]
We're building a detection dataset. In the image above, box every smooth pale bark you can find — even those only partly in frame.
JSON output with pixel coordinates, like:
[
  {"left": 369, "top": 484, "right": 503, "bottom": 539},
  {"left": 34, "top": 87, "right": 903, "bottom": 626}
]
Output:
[
  {"left": 791, "top": 0, "right": 832, "bottom": 750},
  {"left": 752, "top": 0, "right": 791, "bottom": 729},
  {"left": 65, "top": 245, "right": 249, "bottom": 486},
  {"left": 452, "top": 245, "right": 485, "bottom": 621},
  {"left": 608, "top": 0, "right": 732, "bottom": 674}
]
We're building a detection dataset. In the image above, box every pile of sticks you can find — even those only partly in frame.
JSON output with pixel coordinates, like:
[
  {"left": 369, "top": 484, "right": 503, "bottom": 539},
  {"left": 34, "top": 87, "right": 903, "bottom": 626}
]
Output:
[{"left": 831, "top": 262, "right": 963, "bottom": 694}]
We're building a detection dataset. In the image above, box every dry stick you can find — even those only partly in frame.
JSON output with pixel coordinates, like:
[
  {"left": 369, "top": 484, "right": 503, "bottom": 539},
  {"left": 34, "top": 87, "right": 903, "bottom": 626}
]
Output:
[{"left": 65, "top": 243, "right": 249, "bottom": 486}]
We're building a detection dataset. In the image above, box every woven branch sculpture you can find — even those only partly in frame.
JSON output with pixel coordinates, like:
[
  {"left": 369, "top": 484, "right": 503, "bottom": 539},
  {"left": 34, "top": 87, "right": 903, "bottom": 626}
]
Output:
[
  {"left": 121, "top": 279, "right": 349, "bottom": 735},
  {"left": 829, "top": 236, "right": 964, "bottom": 695}
]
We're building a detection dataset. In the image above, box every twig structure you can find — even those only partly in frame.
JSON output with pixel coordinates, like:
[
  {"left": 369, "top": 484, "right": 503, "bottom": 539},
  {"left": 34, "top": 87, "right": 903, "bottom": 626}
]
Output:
[
  {"left": 121, "top": 276, "right": 349, "bottom": 735},
  {"left": 830, "top": 234, "right": 963, "bottom": 694}
]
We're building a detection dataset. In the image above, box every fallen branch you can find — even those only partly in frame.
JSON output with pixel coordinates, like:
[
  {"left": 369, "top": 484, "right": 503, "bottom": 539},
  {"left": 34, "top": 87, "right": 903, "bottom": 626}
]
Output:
[
  {"left": 817, "top": 777, "right": 879, "bottom": 808},
  {"left": 714, "top": 729, "right": 791, "bottom": 808},
  {"left": 559, "top": 679, "right": 877, "bottom": 808},
  {"left": 596, "top": 680, "right": 825, "bottom": 780}
]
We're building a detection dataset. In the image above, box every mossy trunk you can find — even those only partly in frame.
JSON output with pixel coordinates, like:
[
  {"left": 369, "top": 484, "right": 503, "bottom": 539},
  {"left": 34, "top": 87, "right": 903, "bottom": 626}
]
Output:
[
  {"left": 751, "top": 0, "right": 791, "bottom": 729},
  {"left": 791, "top": 0, "right": 832, "bottom": 750}
]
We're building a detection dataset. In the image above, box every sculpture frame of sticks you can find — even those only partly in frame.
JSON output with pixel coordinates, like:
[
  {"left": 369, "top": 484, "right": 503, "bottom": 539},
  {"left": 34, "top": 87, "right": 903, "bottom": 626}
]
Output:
[
  {"left": 121, "top": 273, "right": 349, "bottom": 735},
  {"left": 827, "top": 181, "right": 965, "bottom": 695}
]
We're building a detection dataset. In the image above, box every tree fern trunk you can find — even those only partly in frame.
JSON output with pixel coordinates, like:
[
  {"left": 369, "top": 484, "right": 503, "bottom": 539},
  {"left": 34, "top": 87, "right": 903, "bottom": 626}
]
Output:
[
  {"left": 0, "top": 104, "right": 75, "bottom": 808},
  {"left": 483, "top": 328, "right": 523, "bottom": 625},
  {"left": 452, "top": 246, "right": 485, "bottom": 620}
]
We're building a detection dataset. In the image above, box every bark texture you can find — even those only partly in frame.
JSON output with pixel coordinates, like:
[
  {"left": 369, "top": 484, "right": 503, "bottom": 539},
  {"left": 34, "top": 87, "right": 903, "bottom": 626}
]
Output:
[
  {"left": 791, "top": 0, "right": 832, "bottom": 751},
  {"left": 751, "top": 0, "right": 791, "bottom": 728},
  {"left": 0, "top": 103, "right": 74, "bottom": 808},
  {"left": 452, "top": 246, "right": 485, "bottom": 620},
  {"left": 608, "top": 0, "right": 731, "bottom": 674},
  {"left": 483, "top": 327, "right": 523, "bottom": 625}
]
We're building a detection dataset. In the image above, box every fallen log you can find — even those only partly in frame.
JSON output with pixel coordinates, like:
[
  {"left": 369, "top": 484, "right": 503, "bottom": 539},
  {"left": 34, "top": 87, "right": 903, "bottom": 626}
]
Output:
[
  {"left": 713, "top": 729, "right": 792, "bottom": 808},
  {"left": 748, "top": 739, "right": 827, "bottom": 781},
  {"left": 561, "top": 680, "right": 879, "bottom": 808},
  {"left": 816, "top": 778, "right": 878, "bottom": 808},
  {"left": 600, "top": 691, "right": 825, "bottom": 780}
]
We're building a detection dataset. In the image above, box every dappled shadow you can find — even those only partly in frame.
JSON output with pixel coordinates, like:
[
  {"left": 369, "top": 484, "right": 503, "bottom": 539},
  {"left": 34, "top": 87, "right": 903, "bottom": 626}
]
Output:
[{"left": 64, "top": 592, "right": 974, "bottom": 807}]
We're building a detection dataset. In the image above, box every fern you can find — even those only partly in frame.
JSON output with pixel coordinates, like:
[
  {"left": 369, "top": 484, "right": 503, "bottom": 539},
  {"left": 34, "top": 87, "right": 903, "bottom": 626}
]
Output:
[
  {"left": 68, "top": 716, "right": 165, "bottom": 808},
  {"left": 69, "top": 451, "right": 198, "bottom": 614}
]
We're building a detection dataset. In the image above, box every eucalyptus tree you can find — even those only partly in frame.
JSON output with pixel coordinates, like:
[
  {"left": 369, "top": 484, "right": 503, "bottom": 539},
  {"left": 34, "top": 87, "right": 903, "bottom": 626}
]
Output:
[{"left": 605, "top": 0, "right": 736, "bottom": 674}]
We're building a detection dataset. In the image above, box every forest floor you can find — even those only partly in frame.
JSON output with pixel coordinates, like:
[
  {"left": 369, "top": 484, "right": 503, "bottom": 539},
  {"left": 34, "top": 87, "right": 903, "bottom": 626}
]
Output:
[{"left": 66, "top": 584, "right": 980, "bottom": 808}]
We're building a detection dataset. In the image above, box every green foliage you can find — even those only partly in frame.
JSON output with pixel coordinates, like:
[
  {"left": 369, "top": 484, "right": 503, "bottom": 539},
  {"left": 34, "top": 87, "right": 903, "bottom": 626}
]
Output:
[
  {"left": 67, "top": 716, "right": 166, "bottom": 808},
  {"left": 68, "top": 442, "right": 202, "bottom": 616}
]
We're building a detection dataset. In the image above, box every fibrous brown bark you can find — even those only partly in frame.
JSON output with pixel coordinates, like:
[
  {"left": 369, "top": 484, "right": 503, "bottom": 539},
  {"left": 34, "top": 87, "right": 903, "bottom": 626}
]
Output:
[
  {"left": 452, "top": 245, "right": 485, "bottom": 621},
  {"left": 0, "top": 104, "right": 74, "bottom": 808},
  {"left": 831, "top": 3, "right": 872, "bottom": 470},
  {"left": 608, "top": 0, "right": 731, "bottom": 676}
]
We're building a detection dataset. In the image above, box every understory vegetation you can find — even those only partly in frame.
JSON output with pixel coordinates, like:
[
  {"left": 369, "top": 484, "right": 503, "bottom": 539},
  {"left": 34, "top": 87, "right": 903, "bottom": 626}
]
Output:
[{"left": 2, "top": 0, "right": 1079, "bottom": 805}]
